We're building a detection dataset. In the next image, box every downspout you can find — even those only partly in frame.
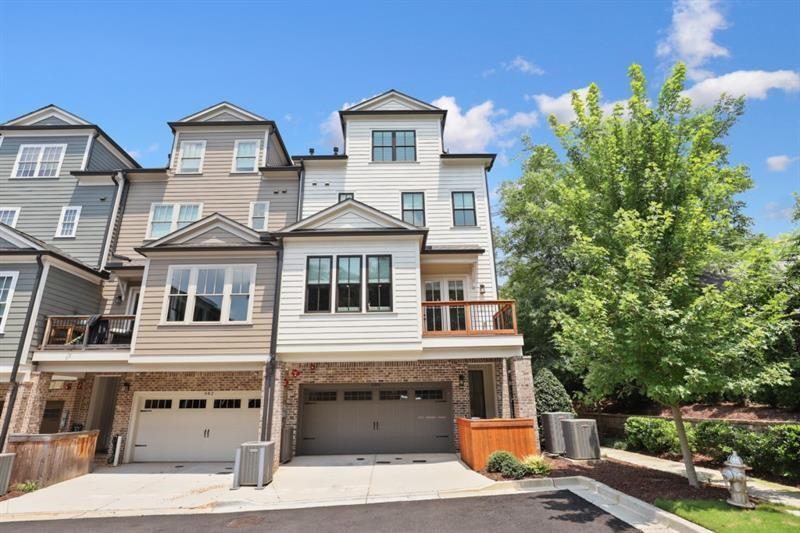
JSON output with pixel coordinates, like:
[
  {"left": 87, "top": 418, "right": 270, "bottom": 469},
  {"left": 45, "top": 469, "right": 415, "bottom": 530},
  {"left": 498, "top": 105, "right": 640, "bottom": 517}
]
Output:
[
  {"left": 260, "top": 245, "right": 283, "bottom": 441},
  {"left": 99, "top": 171, "right": 126, "bottom": 271},
  {"left": 0, "top": 254, "right": 45, "bottom": 450}
]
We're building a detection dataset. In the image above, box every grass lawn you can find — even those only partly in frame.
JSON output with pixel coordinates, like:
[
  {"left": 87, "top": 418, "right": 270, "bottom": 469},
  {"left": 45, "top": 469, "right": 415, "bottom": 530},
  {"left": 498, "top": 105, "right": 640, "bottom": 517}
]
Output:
[{"left": 655, "top": 499, "right": 800, "bottom": 532}]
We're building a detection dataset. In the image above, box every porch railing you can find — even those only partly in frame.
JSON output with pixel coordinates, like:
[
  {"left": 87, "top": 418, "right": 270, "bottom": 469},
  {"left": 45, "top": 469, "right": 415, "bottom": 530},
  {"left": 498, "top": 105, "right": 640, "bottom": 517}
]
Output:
[
  {"left": 41, "top": 315, "right": 136, "bottom": 349},
  {"left": 421, "top": 300, "right": 517, "bottom": 336}
]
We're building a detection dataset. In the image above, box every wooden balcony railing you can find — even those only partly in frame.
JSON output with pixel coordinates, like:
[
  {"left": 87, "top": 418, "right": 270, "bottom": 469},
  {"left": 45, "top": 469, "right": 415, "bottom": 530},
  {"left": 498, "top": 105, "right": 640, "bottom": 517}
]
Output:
[
  {"left": 41, "top": 315, "right": 136, "bottom": 350},
  {"left": 421, "top": 300, "right": 517, "bottom": 336}
]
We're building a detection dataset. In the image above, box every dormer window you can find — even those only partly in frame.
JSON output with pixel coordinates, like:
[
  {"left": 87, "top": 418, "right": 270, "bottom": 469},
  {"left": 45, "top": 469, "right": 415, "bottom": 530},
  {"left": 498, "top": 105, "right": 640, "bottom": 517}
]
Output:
[
  {"left": 372, "top": 131, "right": 416, "bottom": 162},
  {"left": 178, "top": 141, "right": 206, "bottom": 173},
  {"left": 13, "top": 144, "right": 66, "bottom": 178},
  {"left": 233, "top": 139, "right": 259, "bottom": 172}
]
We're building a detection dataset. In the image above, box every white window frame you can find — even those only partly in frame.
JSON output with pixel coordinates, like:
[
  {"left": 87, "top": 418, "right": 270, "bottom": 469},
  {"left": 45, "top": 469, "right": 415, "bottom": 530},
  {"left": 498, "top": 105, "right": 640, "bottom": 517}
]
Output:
[
  {"left": 0, "top": 271, "right": 19, "bottom": 334},
  {"left": 248, "top": 201, "right": 270, "bottom": 231},
  {"left": 55, "top": 206, "right": 81, "bottom": 238},
  {"left": 0, "top": 207, "right": 21, "bottom": 228},
  {"left": 11, "top": 143, "right": 68, "bottom": 178},
  {"left": 145, "top": 202, "right": 203, "bottom": 239},
  {"left": 160, "top": 264, "right": 257, "bottom": 325},
  {"left": 231, "top": 139, "right": 260, "bottom": 173},
  {"left": 177, "top": 140, "right": 207, "bottom": 174}
]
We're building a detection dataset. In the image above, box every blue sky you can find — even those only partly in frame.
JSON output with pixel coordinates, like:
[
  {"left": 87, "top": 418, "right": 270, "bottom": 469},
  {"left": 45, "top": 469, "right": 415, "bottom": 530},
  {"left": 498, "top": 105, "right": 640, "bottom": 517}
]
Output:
[{"left": 1, "top": 0, "right": 797, "bottom": 235}]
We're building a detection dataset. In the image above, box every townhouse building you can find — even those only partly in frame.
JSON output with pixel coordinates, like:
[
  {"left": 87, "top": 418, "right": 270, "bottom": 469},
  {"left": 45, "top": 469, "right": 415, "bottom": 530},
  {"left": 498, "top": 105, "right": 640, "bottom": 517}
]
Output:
[
  {"left": 0, "top": 105, "right": 138, "bottom": 442},
  {"left": 1, "top": 91, "right": 536, "bottom": 466}
]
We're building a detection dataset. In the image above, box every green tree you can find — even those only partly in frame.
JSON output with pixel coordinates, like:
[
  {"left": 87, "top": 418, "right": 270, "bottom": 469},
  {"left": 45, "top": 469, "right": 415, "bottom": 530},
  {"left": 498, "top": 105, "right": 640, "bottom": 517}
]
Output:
[{"left": 502, "top": 63, "right": 793, "bottom": 486}]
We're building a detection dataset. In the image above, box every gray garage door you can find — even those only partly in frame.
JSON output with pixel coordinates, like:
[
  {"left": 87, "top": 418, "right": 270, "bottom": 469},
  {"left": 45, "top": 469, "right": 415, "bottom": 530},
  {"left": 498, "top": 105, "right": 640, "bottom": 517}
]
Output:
[{"left": 298, "top": 383, "right": 453, "bottom": 455}]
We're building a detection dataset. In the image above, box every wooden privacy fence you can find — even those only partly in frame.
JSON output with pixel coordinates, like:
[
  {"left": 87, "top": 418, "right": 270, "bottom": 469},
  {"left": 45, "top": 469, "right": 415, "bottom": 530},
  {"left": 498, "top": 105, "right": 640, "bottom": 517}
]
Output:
[
  {"left": 457, "top": 418, "right": 538, "bottom": 471},
  {"left": 7, "top": 430, "right": 99, "bottom": 488}
]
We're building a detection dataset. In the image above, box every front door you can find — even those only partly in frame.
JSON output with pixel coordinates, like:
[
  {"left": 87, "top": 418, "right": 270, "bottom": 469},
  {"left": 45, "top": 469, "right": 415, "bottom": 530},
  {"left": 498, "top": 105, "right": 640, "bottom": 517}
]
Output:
[{"left": 468, "top": 370, "right": 487, "bottom": 418}]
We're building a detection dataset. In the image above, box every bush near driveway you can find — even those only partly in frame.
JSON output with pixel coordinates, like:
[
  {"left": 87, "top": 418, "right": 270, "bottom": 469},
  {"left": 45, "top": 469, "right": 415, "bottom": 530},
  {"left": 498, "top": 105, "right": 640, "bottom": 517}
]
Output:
[
  {"left": 486, "top": 450, "right": 552, "bottom": 479},
  {"left": 624, "top": 416, "right": 690, "bottom": 455},
  {"left": 487, "top": 450, "right": 518, "bottom": 473},
  {"left": 655, "top": 499, "right": 800, "bottom": 533}
]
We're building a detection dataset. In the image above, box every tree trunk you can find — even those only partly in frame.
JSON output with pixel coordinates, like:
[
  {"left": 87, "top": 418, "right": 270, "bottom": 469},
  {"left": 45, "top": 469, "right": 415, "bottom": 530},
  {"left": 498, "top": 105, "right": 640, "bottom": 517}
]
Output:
[{"left": 671, "top": 405, "right": 699, "bottom": 488}]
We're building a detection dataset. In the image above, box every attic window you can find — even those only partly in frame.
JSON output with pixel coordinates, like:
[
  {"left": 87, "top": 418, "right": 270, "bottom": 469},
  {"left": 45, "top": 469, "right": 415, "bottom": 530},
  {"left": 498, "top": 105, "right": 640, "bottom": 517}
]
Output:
[
  {"left": 178, "top": 141, "right": 206, "bottom": 173},
  {"left": 233, "top": 139, "right": 259, "bottom": 172},
  {"left": 372, "top": 131, "right": 415, "bottom": 162}
]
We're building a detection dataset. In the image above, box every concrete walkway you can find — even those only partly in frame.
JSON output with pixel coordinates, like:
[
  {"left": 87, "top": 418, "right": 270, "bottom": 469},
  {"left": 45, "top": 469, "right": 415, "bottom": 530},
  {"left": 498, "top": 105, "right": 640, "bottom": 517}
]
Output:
[
  {"left": 0, "top": 454, "right": 492, "bottom": 522},
  {"left": 601, "top": 447, "right": 800, "bottom": 508}
]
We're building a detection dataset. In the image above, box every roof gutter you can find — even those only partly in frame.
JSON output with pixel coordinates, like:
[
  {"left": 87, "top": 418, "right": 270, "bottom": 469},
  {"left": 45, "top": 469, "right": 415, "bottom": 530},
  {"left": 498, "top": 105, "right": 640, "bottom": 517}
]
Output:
[
  {"left": 0, "top": 255, "right": 44, "bottom": 450},
  {"left": 261, "top": 246, "right": 283, "bottom": 442}
]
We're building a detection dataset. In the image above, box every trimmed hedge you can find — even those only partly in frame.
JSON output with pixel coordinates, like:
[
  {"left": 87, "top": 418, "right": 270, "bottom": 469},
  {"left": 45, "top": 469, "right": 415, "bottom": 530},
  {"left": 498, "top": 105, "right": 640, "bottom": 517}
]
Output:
[
  {"left": 625, "top": 417, "right": 800, "bottom": 482},
  {"left": 533, "top": 368, "right": 574, "bottom": 414},
  {"left": 487, "top": 450, "right": 517, "bottom": 473}
]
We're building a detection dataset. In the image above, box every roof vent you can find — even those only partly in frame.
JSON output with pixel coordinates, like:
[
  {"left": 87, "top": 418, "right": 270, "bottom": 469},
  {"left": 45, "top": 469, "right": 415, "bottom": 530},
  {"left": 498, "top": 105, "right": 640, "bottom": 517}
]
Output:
[
  {"left": 309, "top": 148, "right": 315, "bottom": 155},
  {"left": 333, "top": 147, "right": 339, "bottom": 155}
]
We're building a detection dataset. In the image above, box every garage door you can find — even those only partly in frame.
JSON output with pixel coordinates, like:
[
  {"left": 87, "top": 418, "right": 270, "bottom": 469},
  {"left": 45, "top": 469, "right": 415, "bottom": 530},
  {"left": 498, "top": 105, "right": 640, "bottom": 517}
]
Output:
[
  {"left": 132, "top": 391, "right": 261, "bottom": 462},
  {"left": 298, "top": 383, "right": 453, "bottom": 455}
]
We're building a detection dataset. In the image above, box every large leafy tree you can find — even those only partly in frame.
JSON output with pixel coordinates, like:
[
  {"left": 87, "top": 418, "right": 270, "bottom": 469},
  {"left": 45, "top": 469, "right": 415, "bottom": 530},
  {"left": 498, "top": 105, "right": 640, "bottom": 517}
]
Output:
[{"left": 501, "top": 63, "right": 793, "bottom": 486}]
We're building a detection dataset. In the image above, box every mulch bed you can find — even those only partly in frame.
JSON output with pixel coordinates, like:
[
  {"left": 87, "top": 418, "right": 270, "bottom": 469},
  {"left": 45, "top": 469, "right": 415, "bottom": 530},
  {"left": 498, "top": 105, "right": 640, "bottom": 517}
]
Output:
[
  {"left": 592, "top": 401, "right": 800, "bottom": 422},
  {"left": 480, "top": 457, "right": 729, "bottom": 505},
  {"left": 0, "top": 490, "right": 24, "bottom": 502}
]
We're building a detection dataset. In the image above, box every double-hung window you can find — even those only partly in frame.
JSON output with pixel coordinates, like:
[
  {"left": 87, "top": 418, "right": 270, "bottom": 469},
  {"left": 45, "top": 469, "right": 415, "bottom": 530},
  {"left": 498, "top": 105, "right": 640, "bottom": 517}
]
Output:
[
  {"left": 249, "top": 201, "right": 269, "bottom": 231},
  {"left": 0, "top": 272, "right": 19, "bottom": 333},
  {"left": 367, "top": 255, "right": 392, "bottom": 312},
  {"left": 147, "top": 203, "right": 202, "bottom": 239},
  {"left": 452, "top": 191, "right": 477, "bottom": 226},
  {"left": 164, "top": 265, "right": 256, "bottom": 324},
  {"left": 372, "top": 131, "right": 416, "bottom": 161},
  {"left": 401, "top": 192, "right": 425, "bottom": 226},
  {"left": 178, "top": 141, "right": 206, "bottom": 173},
  {"left": 0, "top": 208, "right": 20, "bottom": 227},
  {"left": 305, "top": 257, "right": 332, "bottom": 312},
  {"left": 233, "top": 140, "right": 259, "bottom": 172},
  {"left": 336, "top": 256, "right": 361, "bottom": 312},
  {"left": 13, "top": 144, "right": 66, "bottom": 178},
  {"left": 55, "top": 206, "right": 81, "bottom": 238}
]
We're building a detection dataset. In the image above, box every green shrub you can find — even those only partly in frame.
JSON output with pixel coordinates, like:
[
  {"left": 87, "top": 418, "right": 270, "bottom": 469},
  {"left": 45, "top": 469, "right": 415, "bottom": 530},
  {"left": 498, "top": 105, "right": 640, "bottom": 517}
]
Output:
[
  {"left": 694, "top": 421, "right": 763, "bottom": 464},
  {"left": 624, "top": 416, "right": 692, "bottom": 455},
  {"left": 14, "top": 480, "right": 38, "bottom": 493},
  {"left": 611, "top": 440, "right": 628, "bottom": 450},
  {"left": 486, "top": 450, "right": 517, "bottom": 473},
  {"left": 521, "top": 454, "right": 552, "bottom": 477},
  {"left": 533, "top": 368, "right": 574, "bottom": 414},
  {"left": 500, "top": 459, "right": 529, "bottom": 479},
  {"left": 754, "top": 425, "right": 800, "bottom": 480}
]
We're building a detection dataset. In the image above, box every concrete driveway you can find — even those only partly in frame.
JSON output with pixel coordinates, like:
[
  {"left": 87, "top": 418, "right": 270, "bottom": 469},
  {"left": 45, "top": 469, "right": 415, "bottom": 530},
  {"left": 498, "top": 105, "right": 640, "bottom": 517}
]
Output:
[{"left": 0, "top": 453, "right": 492, "bottom": 521}]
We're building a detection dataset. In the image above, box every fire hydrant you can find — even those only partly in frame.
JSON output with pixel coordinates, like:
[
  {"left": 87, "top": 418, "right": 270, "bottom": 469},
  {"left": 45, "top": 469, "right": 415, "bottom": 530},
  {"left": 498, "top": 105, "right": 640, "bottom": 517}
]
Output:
[{"left": 721, "top": 451, "right": 755, "bottom": 509}]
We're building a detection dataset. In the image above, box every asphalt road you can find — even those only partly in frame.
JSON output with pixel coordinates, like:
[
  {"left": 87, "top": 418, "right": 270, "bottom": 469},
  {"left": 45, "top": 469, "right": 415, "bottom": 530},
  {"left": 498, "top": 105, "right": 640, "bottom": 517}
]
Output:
[{"left": 1, "top": 490, "right": 637, "bottom": 532}]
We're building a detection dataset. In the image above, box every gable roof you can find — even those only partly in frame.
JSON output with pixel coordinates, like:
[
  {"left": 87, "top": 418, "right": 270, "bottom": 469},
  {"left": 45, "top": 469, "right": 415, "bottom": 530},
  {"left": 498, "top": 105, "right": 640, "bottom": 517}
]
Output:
[
  {"left": 3, "top": 104, "right": 91, "bottom": 126},
  {"left": 275, "top": 199, "right": 427, "bottom": 247},
  {"left": 176, "top": 102, "right": 266, "bottom": 123},
  {"left": 346, "top": 90, "right": 441, "bottom": 112},
  {"left": 137, "top": 213, "right": 275, "bottom": 253},
  {"left": 0, "top": 223, "right": 106, "bottom": 277}
]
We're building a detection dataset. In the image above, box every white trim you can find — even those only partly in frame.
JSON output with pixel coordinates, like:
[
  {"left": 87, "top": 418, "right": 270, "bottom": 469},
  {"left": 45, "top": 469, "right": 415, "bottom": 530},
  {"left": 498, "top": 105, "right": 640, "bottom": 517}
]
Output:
[
  {"left": 179, "top": 102, "right": 265, "bottom": 122},
  {"left": 281, "top": 199, "right": 419, "bottom": 233},
  {"left": 5, "top": 106, "right": 90, "bottom": 126},
  {"left": 143, "top": 212, "right": 261, "bottom": 248},
  {"left": 129, "top": 259, "right": 150, "bottom": 354},
  {"left": 55, "top": 205, "right": 81, "bottom": 238},
  {"left": 262, "top": 129, "right": 270, "bottom": 166},
  {"left": 126, "top": 286, "right": 141, "bottom": 315},
  {"left": 100, "top": 172, "right": 124, "bottom": 270},
  {"left": 176, "top": 140, "right": 207, "bottom": 174},
  {"left": 33, "top": 350, "right": 130, "bottom": 362},
  {"left": 160, "top": 264, "right": 257, "bottom": 325},
  {"left": 145, "top": 202, "right": 204, "bottom": 240},
  {"left": 169, "top": 131, "right": 180, "bottom": 172},
  {"left": 0, "top": 207, "right": 21, "bottom": 228},
  {"left": 0, "top": 224, "right": 43, "bottom": 250},
  {"left": 47, "top": 258, "right": 103, "bottom": 285},
  {"left": 81, "top": 134, "right": 94, "bottom": 170},
  {"left": 248, "top": 201, "right": 270, "bottom": 231},
  {"left": 10, "top": 143, "right": 68, "bottom": 179},
  {"left": 0, "top": 271, "right": 19, "bottom": 334},
  {"left": 20, "top": 260, "right": 50, "bottom": 357},
  {"left": 0, "top": 129, "right": 91, "bottom": 138},
  {"left": 347, "top": 90, "right": 440, "bottom": 112},
  {"left": 231, "top": 139, "right": 260, "bottom": 173}
]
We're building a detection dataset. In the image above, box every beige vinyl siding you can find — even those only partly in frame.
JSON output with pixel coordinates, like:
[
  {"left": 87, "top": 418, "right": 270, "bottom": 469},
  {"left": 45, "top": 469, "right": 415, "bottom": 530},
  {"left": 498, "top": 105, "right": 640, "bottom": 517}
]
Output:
[
  {"left": 30, "top": 266, "right": 103, "bottom": 355},
  {"left": 170, "top": 130, "right": 269, "bottom": 174},
  {"left": 0, "top": 262, "right": 38, "bottom": 364},
  {"left": 0, "top": 134, "right": 118, "bottom": 267},
  {"left": 301, "top": 117, "right": 497, "bottom": 298},
  {"left": 133, "top": 253, "right": 276, "bottom": 356},
  {"left": 114, "top": 176, "right": 297, "bottom": 264},
  {"left": 267, "top": 135, "right": 285, "bottom": 166},
  {"left": 277, "top": 236, "right": 422, "bottom": 352}
]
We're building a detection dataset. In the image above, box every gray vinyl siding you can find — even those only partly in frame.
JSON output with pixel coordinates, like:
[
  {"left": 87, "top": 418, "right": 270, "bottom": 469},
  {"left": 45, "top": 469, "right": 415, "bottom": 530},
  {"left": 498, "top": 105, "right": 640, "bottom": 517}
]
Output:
[
  {"left": 0, "top": 262, "right": 39, "bottom": 363},
  {"left": 0, "top": 135, "right": 117, "bottom": 267},
  {"left": 87, "top": 140, "right": 127, "bottom": 171},
  {"left": 30, "top": 117, "right": 71, "bottom": 126},
  {"left": 29, "top": 266, "right": 102, "bottom": 354},
  {"left": 0, "top": 237, "right": 18, "bottom": 249}
]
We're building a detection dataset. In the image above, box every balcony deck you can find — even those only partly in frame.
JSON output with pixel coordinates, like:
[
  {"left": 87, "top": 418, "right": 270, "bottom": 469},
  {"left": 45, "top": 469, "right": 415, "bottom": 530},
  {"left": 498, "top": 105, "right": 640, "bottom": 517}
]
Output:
[
  {"left": 40, "top": 315, "right": 136, "bottom": 350},
  {"left": 421, "top": 300, "right": 517, "bottom": 336}
]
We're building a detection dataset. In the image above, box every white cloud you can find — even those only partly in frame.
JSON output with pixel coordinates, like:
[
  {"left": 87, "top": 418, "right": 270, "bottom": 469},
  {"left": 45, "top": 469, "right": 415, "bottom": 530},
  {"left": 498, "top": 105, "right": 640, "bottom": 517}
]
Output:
[
  {"left": 127, "top": 143, "right": 158, "bottom": 159},
  {"left": 284, "top": 113, "right": 293, "bottom": 122},
  {"left": 764, "top": 201, "right": 794, "bottom": 221},
  {"left": 682, "top": 70, "right": 800, "bottom": 106},
  {"left": 433, "top": 96, "right": 538, "bottom": 152},
  {"left": 529, "top": 87, "right": 625, "bottom": 123},
  {"left": 319, "top": 110, "right": 343, "bottom": 149},
  {"left": 766, "top": 155, "right": 798, "bottom": 172},
  {"left": 657, "top": 0, "right": 729, "bottom": 81},
  {"left": 482, "top": 68, "right": 496, "bottom": 78},
  {"left": 503, "top": 56, "right": 545, "bottom": 76}
]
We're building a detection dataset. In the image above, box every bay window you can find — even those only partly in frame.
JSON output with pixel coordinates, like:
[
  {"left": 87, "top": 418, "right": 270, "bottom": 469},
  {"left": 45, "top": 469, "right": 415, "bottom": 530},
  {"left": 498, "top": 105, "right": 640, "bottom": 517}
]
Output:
[{"left": 164, "top": 265, "right": 256, "bottom": 324}]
